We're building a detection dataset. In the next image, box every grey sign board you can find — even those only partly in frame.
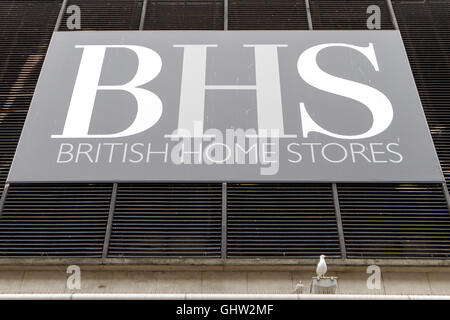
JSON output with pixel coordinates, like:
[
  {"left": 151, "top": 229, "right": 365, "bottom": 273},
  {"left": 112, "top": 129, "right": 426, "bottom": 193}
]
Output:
[{"left": 8, "top": 31, "right": 443, "bottom": 183}]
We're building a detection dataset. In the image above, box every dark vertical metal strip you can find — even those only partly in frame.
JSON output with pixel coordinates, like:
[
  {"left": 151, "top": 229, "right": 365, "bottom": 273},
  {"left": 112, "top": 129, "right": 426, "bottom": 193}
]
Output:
[
  {"left": 332, "top": 183, "right": 346, "bottom": 258},
  {"left": 221, "top": 182, "right": 227, "bottom": 259},
  {"left": 224, "top": 0, "right": 228, "bottom": 30},
  {"left": 442, "top": 183, "right": 450, "bottom": 216},
  {"left": 304, "top": 0, "right": 313, "bottom": 30},
  {"left": 54, "top": 0, "right": 68, "bottom": 32},
  {"left": 441, "top": 182, "right": 450, "bottom": 217},
  {"left": 139, "top": 0, "right": 148, "bottom": 30},
  {"left": 386, "top": 0, "right": 399, "bottom": 30},
  {"left": 102, "top": 182, "right": 118, "bottom": 258},
  {"left": 0, "top": 184, "right": 10, "bottom": 219}
]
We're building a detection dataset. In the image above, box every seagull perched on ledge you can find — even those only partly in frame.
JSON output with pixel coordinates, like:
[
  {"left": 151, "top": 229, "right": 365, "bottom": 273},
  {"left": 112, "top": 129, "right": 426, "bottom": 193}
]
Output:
[{"left": 316, "top": 254, "right": 327, "bottom": 278}]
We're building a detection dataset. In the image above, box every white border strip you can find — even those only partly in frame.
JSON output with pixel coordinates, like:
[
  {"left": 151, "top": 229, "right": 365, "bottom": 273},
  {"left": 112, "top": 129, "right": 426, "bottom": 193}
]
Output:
[{"left": 0, "top": 294, "right": 448, "bottom": 300}]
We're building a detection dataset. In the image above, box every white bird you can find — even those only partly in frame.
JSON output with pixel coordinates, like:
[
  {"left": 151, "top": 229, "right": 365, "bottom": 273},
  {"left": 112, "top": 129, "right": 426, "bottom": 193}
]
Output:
[{"left": 316, "top": 254, "right": 327, "bottom": 278}]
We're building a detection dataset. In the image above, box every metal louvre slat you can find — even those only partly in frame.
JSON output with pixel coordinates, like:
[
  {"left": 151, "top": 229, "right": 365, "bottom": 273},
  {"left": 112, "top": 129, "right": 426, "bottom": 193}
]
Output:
[
  {"left": 0, "top": 184, "right": 112, "bottom": 257},
  {"left": 392, "top": 0, "right": 450, "bottom": 186},
  {"left": 310, "top": 0, "right": 394, "bottom": 30},
  {"left": 338, "top": 184, "right": 450, "bottom": 259},
  {"left": 108, "top": 183, "right": 222, "bottom": 257},
  {"left": 228, "top": 0, "right": 308, "bottom": 30},
  {"left": 59, "top": 0, "right": 143, "bottom": 31},
  {"left": 227, "top": 183, "right": 341, "bottom": 258},
  {"left": 145, "top": 0, "right": 224, "bottom": 30}
]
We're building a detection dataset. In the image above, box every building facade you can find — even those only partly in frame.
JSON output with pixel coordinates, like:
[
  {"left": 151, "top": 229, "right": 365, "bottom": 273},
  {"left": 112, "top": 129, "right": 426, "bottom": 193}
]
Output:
[{"left": 0, "top": 0, "right": 450, "bottom": 296}]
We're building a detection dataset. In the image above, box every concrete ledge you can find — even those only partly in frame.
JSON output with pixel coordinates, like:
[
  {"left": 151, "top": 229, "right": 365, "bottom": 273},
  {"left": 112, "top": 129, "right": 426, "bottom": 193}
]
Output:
[
  {"left": 1, "top": 270, "right": 450, "bottom": 295},
  {"left": 0, "top": 258, "right": 450, "bottom": 269}
]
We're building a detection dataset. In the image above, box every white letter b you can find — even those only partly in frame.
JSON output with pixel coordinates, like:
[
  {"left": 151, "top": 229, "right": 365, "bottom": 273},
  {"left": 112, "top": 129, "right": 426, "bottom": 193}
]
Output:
[{"left": 52, "top": 45, "right": 162, "bottom": 138}]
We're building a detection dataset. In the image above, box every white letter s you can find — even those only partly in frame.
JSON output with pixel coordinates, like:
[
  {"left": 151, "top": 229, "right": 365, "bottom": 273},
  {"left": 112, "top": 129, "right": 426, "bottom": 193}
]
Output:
[{"left": 298, "top": 43, "right": 393, "bottom": 140}]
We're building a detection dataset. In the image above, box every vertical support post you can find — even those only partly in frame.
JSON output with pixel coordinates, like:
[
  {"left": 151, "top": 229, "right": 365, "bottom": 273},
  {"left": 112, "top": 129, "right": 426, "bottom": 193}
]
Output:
[
  {"left": 139, "top": 0, "right": 148, "bottom": 31},
  {"left": 332, "top": 183, "right": 347, "bottom": 259},
  {"left": 102, "top": 183, "right": 118, "bottom": 258},
  {"left": 304, "top": 0, "right": 313, "bottom": 30},
  {"left": 386, "top": 0, "right": 399, "bottom": 30},
  {"left": 54, "top": 0, "right": 68, "bottom": 32},
  {"left": 441, "top": 182, "right": 450, "bottom": 217},
  {"left": 224, "top": 0, "right": 228, "bottom": 30},
  {"left": 221, "top": 182, "right": 227, "bottom": 259},
  {"left": 0, "top": 184, "right": 10, "bottom": 219}
]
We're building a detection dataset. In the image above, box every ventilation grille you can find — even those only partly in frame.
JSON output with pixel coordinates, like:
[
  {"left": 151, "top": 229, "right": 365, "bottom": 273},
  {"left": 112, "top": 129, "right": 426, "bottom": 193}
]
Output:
[
  {"left": 0, "top": 96, "right": 31, "bottom": 195},
  {"left": 310, "top": 0, "right": 393, "bottom": 30},
  {"left": 59, "top": 0, "right": 143, "bottom": 31},
  {"left": 108, "top": 184, "right": 222, "bottom": 257},
  {"left": 145, "top": 0, "right": 224, "bottom": 30},
  {"left": 0, "top": 184, "right": 112, "bottom": 257},
  {"left": 0, "top": 0, "right": 60, "bottom": 95},
  {"left": 0, "top": 0, "right": 450, "bottom": 261},
  {"left": 393, "top": 0, "right": 450, "bottom": 185},
  {"left": 338, "top": 184, "right": 450, "bottom": 259},
  {"left": 227, "top": 183, "right": 341, "bottom": 258},
  {"left": 228, "top": 0, "right": 308, "bottom": 30},
  {"left": 0, "top": 0, "right": 61, "bottom": 193}
]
